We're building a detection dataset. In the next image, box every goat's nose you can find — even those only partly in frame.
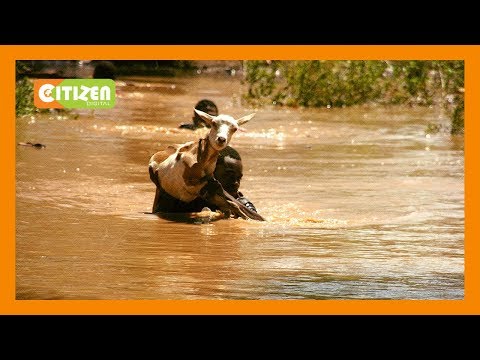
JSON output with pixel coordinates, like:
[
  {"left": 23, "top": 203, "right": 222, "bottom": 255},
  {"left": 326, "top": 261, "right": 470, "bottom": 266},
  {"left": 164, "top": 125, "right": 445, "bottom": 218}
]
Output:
[{"left": 217, "top": 136, "right": 226, "bottom": 144}]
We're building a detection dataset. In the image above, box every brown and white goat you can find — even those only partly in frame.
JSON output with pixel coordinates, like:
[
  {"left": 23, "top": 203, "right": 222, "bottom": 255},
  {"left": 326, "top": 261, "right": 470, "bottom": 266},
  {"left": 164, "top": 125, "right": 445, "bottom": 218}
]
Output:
[{"left": 149, "top": 109, "right": 265, "bottom": 221}]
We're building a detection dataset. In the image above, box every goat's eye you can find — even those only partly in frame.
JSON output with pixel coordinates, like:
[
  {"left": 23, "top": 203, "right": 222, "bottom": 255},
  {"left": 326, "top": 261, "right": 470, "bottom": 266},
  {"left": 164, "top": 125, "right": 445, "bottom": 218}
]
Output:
[{"left": 232, "top": 127, "right": 237, "bottom": 132}]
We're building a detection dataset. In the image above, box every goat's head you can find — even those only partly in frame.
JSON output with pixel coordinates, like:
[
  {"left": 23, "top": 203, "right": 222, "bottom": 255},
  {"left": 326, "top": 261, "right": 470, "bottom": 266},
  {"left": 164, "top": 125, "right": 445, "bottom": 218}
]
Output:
[{"left": 194, "top": 109, "right": 256, "bottom": 151}]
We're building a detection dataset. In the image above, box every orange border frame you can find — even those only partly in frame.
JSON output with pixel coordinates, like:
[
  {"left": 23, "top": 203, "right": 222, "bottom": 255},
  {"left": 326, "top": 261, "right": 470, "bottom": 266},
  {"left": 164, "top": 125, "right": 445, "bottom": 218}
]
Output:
[{"left": 1, "top": 45, "right": 477, "bottom": 315}]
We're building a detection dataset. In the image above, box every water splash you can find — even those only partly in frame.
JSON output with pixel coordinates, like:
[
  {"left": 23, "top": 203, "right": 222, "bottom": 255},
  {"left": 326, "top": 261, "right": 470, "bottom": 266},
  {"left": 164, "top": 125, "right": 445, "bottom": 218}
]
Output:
[{"left": 260, "top": 203, "right": 347, "bottom": 228}]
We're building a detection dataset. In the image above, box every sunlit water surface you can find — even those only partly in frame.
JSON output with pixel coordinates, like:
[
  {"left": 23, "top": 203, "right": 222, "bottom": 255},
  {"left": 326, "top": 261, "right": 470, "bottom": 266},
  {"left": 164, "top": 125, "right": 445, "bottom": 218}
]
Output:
[{"left": 16, "top": 75, "right": 464, "bottom": 300}]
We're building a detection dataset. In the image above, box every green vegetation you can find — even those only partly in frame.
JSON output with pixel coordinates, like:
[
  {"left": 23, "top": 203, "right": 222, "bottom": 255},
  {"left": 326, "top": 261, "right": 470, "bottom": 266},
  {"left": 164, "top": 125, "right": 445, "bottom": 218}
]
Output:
[
  {"left": 16, "top": 60, "right": 464, "bottom": 135},
  {"left": 243, "top": 60, "right": 464, "bottom": 135},
  {"left": 15, "top": 77, "right": 36, "bottom": 117}
]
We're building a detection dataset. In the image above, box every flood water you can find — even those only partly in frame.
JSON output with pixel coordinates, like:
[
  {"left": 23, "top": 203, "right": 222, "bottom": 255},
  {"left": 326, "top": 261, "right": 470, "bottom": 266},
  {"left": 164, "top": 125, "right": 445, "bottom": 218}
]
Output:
[{"left": 16, "top": 74, "right": 464, "bottom": 300}]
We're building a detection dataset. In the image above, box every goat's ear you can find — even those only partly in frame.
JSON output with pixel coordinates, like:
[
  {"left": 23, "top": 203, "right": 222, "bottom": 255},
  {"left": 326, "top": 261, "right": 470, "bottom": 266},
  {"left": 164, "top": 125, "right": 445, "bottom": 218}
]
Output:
[
  {"left": 237, "top": 113, "right": 256, "bottom": 126},
  {"left": 194, "top": 109, "right": 215, "bottom": 126}
]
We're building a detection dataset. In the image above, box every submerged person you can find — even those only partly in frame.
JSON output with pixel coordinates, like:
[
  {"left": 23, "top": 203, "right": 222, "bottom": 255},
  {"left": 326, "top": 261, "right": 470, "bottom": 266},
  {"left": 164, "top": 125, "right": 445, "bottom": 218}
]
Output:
[
  {"left": 152, "top": 99, "right": 258, "bottom": 216},
  {"left": 179, "top": 99, "right": 218, "bottom": 130},
  {"left": 152, "top": 145, "right": 258, "bottom": 215},
  {"left": 209, "top": 146, "right": 257, "bottom": 213},
  {"left": 92, "top": 60, "right": 116, "bottom": 80}
]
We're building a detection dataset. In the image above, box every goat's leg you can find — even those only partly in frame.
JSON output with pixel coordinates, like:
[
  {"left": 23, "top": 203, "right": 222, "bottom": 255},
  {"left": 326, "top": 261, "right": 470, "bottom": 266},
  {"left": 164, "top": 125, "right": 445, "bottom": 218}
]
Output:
[
  {"left": 221, "top": 192, "right": 266, "bottom": 221},
  {"left": 152, "top": 187, "right": 161, "bottom": 213},
  {"left": 200, "top": 178, "right": 266, "bottom": 221}
]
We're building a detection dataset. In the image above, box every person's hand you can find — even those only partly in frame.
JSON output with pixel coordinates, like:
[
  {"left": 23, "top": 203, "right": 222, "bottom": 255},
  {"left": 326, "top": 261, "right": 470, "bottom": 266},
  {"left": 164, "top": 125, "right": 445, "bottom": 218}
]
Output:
[{"left": 199, "top": 177, "right": 222, "bottom": 199}]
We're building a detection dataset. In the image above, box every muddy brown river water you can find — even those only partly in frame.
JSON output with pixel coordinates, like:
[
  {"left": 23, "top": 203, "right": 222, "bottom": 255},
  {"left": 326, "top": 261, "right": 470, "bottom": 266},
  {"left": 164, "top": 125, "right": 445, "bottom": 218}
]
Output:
[{"left": 16, "top": 75, "right": 464, "bottom": 300}]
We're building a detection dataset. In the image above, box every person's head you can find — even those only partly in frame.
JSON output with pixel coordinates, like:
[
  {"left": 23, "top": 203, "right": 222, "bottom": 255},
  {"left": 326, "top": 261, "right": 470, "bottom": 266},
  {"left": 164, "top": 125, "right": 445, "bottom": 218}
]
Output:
[
  {"left": 214, "top": 146, "right": 243, "bottom": 197},
  {"left": 193, "top": 99, "right": 218, "bottom": 128},
  {"left": 93, "top": 61, "right": 116, "bottom": 80}
]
